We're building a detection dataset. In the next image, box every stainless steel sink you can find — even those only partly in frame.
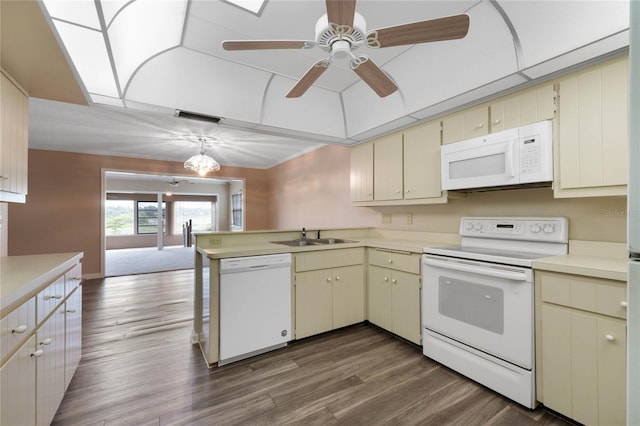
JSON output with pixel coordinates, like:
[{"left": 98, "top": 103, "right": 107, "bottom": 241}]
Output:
[
  {"left": 271, "top": 238, "right": 356, "bottom": 246},
  {"left": 314, "top": 238, "right": 356, "bottom": 244},
  {"left": 271, "top": 239, "right": 323, "bottom": 247}
]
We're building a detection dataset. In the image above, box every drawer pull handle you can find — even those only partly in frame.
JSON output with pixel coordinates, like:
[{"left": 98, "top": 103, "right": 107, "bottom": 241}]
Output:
[
  {"left": 40, "top": 338, "right": 53, "bottom": 346},
  {"left": 388, "top": 259, "right": 393, "bottom": 264},
  {"left": 605, "top": 334, "right": 616, "bottom": 342},
  {"left": 392, "top": 279, "right": 397, "bottom": 284},
  {"left": 493, "top": 119, "right": 501, "bottom": 125},
  {"left": 31, "top": 350, "right": 44, "bottom": 358},
  {"left": 45, "top": 294, "right": 63, "bottom": 301},
  {"left": 476, "top": 123, "right": 484, "bottom": 129},
  {"left": 621, "top": 301, "right": 628, "bottom": 308},
  {"left": 12, "top": 325, "right": 28, "bottom": 334},
  {"left": 326, "top": 277, "right": 332, "bottom": 283},
  {"left": 67, "top": 308, "right": 77, "bottom": 314},
  {"left": 335, "top": 276, "right": 340, "bottom": 281},
  {"left": 384, "top": 277, "right": 389, "bottom": 282}
]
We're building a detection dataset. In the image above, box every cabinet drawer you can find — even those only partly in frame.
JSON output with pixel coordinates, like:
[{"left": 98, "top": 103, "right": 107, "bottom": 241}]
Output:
[
  {"left": 540, "top": 271, "right": 627, "bottom": 319},
  {"left": 0, "top": 297, "right": 36, "bottom": 364},
  {"left": 368, "top": 249, "right": 421, "bottom": 274},
  {"left": 295, "top": 248, "right": 364, "bottom": 272},
  {"left": 36, "top": 275, "right": 66, "bottom": 324},
  {"left": 65, "top": 263, "right": 82, "bottom": 295}
]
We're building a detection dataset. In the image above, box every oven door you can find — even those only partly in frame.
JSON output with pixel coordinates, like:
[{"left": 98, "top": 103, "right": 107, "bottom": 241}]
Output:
[
  {"left": 440, "top": 128, "right": 519, "bottom": 190},
  {"left": 422, "top": 254, "right": 534, "bottom": 369}
]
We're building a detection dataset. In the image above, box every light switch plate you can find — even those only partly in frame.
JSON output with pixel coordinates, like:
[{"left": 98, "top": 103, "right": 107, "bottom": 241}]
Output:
[{"left": 381, "top": 214, "right": 392, "bottom": 224}]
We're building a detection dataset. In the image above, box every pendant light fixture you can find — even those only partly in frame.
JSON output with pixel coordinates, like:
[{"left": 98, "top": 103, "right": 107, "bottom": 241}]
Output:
[{"left": 184, "top": 137, "right": 220, "bottom": 176}]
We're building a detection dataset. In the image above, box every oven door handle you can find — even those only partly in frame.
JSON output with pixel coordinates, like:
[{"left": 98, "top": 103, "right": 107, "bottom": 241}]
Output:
[{"left": 424, "top": 258, "right": 528, "bottom": 282}]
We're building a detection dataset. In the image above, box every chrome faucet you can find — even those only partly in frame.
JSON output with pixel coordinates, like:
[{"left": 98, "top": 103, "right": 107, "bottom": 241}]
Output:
[{"left": 302, "top": 227, "right": 306, "bottom": 239}]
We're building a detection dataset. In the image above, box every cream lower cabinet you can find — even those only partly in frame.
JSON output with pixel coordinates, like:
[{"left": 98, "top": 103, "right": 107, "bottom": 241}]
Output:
[
  {"left": 367, "top": 249, "right": 421, "bottom": 345},
  {"left": 536, "top": 271, "right": 626, "bottom": 426},
  {"left": 294, "top": 248, "right": 365, "bottom": 339},
  {"left": 0, "top": 260, "right": 82, "bottom": 425},
  {"left": 0, "top": 335, "right": 37, "bottom": 426}
]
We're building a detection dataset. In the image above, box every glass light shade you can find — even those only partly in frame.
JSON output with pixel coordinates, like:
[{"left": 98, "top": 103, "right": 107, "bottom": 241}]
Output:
[{"left": 184, "top": 153, "right": 221, "bottom": 176}]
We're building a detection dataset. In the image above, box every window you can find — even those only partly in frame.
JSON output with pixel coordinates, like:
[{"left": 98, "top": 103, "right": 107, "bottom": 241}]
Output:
[
  {"left": 137, "top": 202, "right": 165, "bottom": 234},
  {"left": 173, "top": 201, "right": 214, "bottom": 233},
  {"left": 105, "top": 200, "right": 134, "bottom": 235},
  {"left": 232, "top": 193, "right": 243, "bottom": 231}
]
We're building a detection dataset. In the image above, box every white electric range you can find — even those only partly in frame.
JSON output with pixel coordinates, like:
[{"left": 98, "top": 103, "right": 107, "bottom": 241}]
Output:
[{"left": 422, "top": 217, "right": 568, "bottom": 408}]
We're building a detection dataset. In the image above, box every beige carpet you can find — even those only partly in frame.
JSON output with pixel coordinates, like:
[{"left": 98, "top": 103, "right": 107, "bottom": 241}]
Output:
[{"left": 105, "top": 245, "right": 195, "bottom": 276}]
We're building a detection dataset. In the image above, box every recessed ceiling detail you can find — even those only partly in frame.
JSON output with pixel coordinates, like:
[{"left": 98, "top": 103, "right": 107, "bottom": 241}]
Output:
[{"left": 30, "top": 0, "right": 631, "bottom": 169}]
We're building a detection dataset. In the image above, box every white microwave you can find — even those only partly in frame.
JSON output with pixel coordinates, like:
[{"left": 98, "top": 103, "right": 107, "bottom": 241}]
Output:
[{"left": 441, "top": 120, "right": 553, "bottom": 191}]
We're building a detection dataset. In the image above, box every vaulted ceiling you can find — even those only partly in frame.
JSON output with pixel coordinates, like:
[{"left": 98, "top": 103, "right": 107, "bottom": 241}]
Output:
[{"left": 1, "top": 0, "right": 631, "bottom": 169}]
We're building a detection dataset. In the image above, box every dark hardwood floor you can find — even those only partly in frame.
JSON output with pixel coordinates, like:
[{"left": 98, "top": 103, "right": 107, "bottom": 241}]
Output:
[{"left": 52, "top": 270, "right": 574, "bottom": 426}]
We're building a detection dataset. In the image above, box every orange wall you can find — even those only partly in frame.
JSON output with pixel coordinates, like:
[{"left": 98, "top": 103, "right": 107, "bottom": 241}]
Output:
[
  {"left": 8, "top": 149, "right": 269, "bottom": 275},
  {"left": 267, "top": 145, "right": 379, "bottom": 229}
]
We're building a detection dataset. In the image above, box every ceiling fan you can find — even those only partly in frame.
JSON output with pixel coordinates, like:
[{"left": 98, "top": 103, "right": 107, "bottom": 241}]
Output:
[
  {"left": 222, "top": 0, "right": 470, "bottom": 98},
  {"left": 167, "top": 178, "right": 191, "bottom": 187}
]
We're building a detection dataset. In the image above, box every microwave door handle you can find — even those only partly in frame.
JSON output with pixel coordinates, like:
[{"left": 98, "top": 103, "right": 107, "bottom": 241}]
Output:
[
  {"left": 506, "top": 143, "right": 515, "bottom": 177},
  {"left": 424, "top": 258, "right": 528, "bottom": 281}
]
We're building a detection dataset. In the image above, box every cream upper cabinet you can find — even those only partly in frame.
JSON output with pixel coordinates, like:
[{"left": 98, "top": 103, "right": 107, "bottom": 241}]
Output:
[
  {"left": 403, "top": 120, "right": 443, "bottom": 200},
  {"left": 536, "top": 271, "right": 626, "bottom": 426},
  {"left": 555, "top": 56, "right": 628, "bottom": 198},
  {"left": 441, "top": 105, "right": 489, "bottom": 144},
  {"left": 355, "top": 120, "right": 445, "bottom": 206},
  {"left": 373, "top": 132, "right": 404, "bottom": 201},
  {"left": 0, "top": 70, "right": 29, "bottom": 203},
  {"left": 350, "top": 142, "right": 374, "bottom": 202},
  {"left": 489, "top": 83, "right": 555, "bottom": 132}
]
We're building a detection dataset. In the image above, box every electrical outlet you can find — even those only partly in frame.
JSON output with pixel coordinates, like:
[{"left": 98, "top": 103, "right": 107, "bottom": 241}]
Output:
[
  {"left": 381, "top": 214, "right": 392, "bottom": 224},
  {"left": 208, "top": 238, "right": 222, "bottom": 246},
  {"left": 406, "top": 213, "right": 413, "bottom": 224}
]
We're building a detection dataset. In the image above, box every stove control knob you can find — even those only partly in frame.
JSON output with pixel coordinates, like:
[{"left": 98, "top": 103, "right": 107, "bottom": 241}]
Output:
[
  {"left": 474, "top": 223, "right": 483, "bottom": 231},
  {"left": 530, "top": 224, "right": 542, "bottom": 233},
  {"left": 543, "top": 224, "right": 555, "bottom": 234}
]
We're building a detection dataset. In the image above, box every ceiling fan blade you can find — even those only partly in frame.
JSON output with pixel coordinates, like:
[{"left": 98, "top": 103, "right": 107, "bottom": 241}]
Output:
[
  {"left": 222, "top": 40, "right": 313, "bottom": 51},
  {"left": 286, "top": 61, "right": 330, "bottom": 98},
  {"left": 326, "top": 0, "right": 357, "bottom": 27},
  {"left": 367, "top": 14, "right": 470, "bottom": 48},
  {"left": 353, "top": 58, "right": 397, "bottom": 98}
]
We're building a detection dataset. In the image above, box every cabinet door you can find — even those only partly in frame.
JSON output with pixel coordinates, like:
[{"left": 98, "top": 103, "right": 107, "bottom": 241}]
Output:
[
  {"left": 332, "top": 265, "right": 365, "bottom": 329},
  {"left": 596, "top": 317, "right": 626, "bottom": 426},
  {"left": 65, "top": 286, "right": 82, "bottom": 390},
  {"left": 442, "top": 105, "right": 488, "bottom": 144},
  {"left": 373, "top": 133, "right": 403, "bottom": 200},
  {"left": 36, "top": 304, "right": 66, "bottom": 426},
  {"left": 367, "top": 266, "right": 392, "bottom": 330},
  {"left": 490, "top": 84, "right": 555, "bottom": 132},
  {"left": 541, "top": 304, "right": 573, "bottom": 417},
  {"left": 0, "top": 72, "right": 28, "bottom": 202},
  {"left": 0, "top": 335, "right": 36, "bottom": 426},
  {"left": 391, "top": 270, "right": 421, "bottom": 345},
  {"left": 557, "top": 57, "right": 628, "bottom": 193},
  {"left": 350, "top": 143, "right": 374, "bottom": 202},
  {"left": 403, "top": 120, "right": 442, "bottom": 200},
  {"left": 295, "top": 270, "right": 332, "bottom": 339}
]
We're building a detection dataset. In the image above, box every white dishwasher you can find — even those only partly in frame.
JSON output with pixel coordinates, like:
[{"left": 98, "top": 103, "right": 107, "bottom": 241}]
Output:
[{"left": 219, "top": 253, "right": 292, "bottom": 365}]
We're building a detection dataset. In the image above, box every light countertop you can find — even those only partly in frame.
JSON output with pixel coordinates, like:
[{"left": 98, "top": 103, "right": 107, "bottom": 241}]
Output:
[
  {"left": 0, "top": 252, "right": 83, "bottom": 315},
  {"left": 197, "top": 238, "right": 454, "bottom": 260},
  {"left": 532, "top": 240, "right": 628, "bottom": 281}
]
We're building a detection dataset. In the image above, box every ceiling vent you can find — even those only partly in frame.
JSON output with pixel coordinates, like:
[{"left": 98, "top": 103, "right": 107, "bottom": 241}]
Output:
[{"left": 174, "top": 110, "right": 223, "bottom": 124}]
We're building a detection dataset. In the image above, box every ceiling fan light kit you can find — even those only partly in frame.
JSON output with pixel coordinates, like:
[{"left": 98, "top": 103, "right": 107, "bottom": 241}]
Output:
[
  {"left": 222, "top": 0, "right": 470, "bottom": 98},
  {"left": 184, "top": 138, "right": 221, "bottom": 176}
]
